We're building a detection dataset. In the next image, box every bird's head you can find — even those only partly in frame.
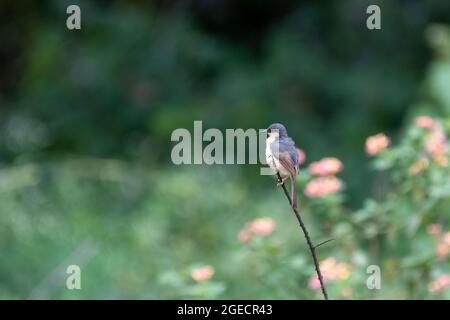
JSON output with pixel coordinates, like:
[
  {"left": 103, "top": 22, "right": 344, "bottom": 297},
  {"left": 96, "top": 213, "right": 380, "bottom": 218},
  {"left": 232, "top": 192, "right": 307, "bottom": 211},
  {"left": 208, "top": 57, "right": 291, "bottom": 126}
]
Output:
[{"left": 266, "top": 123, "right": 288, "bottom": 139}]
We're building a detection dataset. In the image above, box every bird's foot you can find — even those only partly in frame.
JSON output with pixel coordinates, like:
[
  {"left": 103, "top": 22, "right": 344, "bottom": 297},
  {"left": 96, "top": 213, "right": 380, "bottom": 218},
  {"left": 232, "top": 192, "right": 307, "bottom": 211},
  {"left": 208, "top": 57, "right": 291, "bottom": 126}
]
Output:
[{"left": 277, "top": 177, "right": 287, "bottom": 186}]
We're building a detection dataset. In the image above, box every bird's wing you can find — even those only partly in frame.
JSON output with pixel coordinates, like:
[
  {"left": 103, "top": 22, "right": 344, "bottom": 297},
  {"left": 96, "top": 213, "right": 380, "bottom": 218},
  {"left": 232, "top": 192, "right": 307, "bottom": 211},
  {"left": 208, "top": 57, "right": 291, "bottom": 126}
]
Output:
[{"left": 278, "top": 150, "right": 298, "bottom": 177}]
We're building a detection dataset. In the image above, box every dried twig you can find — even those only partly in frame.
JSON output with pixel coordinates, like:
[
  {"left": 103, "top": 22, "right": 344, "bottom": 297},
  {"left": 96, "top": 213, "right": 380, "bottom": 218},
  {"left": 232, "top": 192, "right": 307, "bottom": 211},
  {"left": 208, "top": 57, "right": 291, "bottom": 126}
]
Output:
[{"left": 276, "top": 172, "right": 329, "bottom": 300}]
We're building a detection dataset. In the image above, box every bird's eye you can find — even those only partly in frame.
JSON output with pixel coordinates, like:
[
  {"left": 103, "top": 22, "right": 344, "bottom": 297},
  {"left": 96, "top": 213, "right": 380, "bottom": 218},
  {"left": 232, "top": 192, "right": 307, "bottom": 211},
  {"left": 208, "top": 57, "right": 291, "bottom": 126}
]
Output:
[{"left": 267, "top": 129, "right": 272, "bottom": 133}]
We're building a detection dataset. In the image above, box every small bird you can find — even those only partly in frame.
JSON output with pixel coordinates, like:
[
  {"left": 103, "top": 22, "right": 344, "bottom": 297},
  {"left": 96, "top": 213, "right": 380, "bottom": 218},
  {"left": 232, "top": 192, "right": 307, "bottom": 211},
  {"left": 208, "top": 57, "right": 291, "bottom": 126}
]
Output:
[{"left": 265, "top": 123, "right": 300, "bottom": 209}]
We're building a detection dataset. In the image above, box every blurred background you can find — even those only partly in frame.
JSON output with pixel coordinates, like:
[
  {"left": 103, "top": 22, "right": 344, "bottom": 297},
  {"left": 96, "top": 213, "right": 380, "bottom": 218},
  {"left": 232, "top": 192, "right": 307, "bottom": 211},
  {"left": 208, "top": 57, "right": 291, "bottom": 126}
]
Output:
[{"left": 1, "top": 0, "right": 450, "bottom": 299}]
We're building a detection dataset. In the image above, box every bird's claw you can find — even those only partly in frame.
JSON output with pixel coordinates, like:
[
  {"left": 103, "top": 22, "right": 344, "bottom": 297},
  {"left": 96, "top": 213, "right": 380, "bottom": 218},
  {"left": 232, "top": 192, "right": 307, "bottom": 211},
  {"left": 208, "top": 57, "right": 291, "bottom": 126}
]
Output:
[{"left": 276, "top": 177, "right": 286, "bottom": 186}]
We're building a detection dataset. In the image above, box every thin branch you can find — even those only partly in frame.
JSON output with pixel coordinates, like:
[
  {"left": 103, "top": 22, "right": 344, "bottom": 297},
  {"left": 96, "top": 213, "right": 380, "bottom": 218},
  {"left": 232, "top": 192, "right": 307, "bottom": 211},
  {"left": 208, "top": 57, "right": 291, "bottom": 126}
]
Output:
[
  {"left": 314, "top": 238, "right": 335, "bottom": 249},
  {"left": 276, "top": 172, "right": 329, "bottom": 300}
]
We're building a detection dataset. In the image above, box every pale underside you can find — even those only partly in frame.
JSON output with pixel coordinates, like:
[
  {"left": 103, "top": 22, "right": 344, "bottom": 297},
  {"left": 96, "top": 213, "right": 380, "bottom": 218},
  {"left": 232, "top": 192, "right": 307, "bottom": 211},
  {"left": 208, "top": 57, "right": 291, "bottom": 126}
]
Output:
[{"left": 265, "top": 136, "right": 291, "bottom": 177}]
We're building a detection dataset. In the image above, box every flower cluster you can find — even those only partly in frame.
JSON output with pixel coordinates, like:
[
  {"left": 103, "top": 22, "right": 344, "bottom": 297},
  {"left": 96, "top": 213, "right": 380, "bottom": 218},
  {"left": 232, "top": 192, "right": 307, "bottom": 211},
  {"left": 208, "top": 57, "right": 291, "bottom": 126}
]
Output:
[
  {"left": 365, "top": 133, "right": 390, "bottom": 156},
  {"left": 191, "top": 265, "right": 215, "bottom": 282},
  {"left": 416, "top": 116, "right": 449, "bottom": 167},
  {"left": 427, "top": 223, "right": 450, "bottom": 261},
  {"left": 237, "top": 217, "right": 276, "bottom": 244},
  {"left": 409, "top": 157, "right": 429, "bottom": 176},
  {"left": 415, "top": 116, "right": 435, "bottom": 130},
  {"left": 309, "top": 257, "right": 352, "bottom": 291},
  {"left": 304, "top": 157, "right": 343, "bottom": 198},
  {"left": 436, "top": 232, "right": 450, "bottom": 261},
  {"left": 304, "top": 176, "right": 342, "bottom": 198},
  {"left": 428, "top": 275, "right": 450, "bottom": 294},
  {"left": 308, "top": 157, "right": 343, "bottom": 176}
]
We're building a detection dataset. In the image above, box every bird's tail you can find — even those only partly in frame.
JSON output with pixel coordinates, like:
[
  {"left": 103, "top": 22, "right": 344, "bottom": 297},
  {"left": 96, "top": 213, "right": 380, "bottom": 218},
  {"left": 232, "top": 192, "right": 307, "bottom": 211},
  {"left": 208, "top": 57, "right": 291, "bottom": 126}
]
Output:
[{"left": 291, "top": 175, "right": 297, "bottom": 209}]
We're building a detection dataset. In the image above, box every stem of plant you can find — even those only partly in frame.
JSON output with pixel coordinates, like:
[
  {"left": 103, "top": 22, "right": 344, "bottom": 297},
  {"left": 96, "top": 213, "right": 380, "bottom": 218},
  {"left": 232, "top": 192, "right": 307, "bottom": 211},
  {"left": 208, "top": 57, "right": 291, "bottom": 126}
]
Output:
[{"left": 276, "top": 172, "right": 329, "bottom": 300}]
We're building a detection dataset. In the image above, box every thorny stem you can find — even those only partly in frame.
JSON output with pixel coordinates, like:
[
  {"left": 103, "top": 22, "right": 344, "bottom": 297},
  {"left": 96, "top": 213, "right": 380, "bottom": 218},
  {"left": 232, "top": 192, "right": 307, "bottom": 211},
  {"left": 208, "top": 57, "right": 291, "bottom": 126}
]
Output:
[{"left": 276, "top": 172, "right": 329, "bottom": 300}]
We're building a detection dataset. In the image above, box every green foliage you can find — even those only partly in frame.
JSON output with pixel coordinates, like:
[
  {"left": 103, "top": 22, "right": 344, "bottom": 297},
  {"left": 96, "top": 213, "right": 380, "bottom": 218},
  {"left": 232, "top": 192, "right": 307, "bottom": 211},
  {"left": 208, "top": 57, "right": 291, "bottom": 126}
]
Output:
[{"left": 1, "top": 114, "right": 450, "bottom": 299}]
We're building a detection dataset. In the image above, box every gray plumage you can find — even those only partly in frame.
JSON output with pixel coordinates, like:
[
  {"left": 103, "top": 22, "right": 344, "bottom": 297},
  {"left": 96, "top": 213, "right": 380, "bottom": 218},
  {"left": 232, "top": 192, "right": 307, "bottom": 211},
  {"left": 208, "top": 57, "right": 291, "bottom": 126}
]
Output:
[{"left": 265, "top": 123, "right": 299, "bottom": 208}]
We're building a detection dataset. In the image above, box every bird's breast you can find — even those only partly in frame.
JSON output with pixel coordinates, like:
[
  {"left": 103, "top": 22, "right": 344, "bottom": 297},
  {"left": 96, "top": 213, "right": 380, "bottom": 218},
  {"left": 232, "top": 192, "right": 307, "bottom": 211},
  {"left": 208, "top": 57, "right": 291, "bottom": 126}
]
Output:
[{"left": 265, "top": 139, "right": 289, "bottom": 176}]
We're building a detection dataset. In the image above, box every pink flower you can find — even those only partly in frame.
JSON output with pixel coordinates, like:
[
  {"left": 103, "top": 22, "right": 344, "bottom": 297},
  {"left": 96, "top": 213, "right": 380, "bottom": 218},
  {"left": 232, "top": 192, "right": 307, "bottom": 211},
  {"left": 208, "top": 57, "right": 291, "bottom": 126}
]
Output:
[
  {"left": 444, "top": 232, "right": 450, "bottom": 245},
  {"left": 435, "top": 231, "right": 450, "bottom": 261},
  {"left": 248, "top": 218, "right": 276, "bottom": 236},
  {"left": 428, "top": 275, "right": 450, "bottom": 294},
  {"left": 304, "top": 176, "right": 342, "bottom": 198},
  {"left": 309, "top": 276, "right": 322, "bottom": 290},
  {"left": 296, "top": 148, "right": 306, "bottom": 166},
  {"left": 237, "top": 229, "right": 252, "bottom": 244},
  {"left": 237, "top": 217, "right": 276, "bottom": 244},
  {"left": 365, "top": 133, "right": 390, "bottom": 156},
  {"left": 427, "top": 224, "right": 442, "bottom": 236},
  {"left": 438, "top": 242, "right": 450, "bottom": 261},
  {"left": 425, "top": 129, "right": 448, "bottom": 167},
  {"left": 425, "top": 130, "right": 447, "bottom": 156},
  {"left": 415, "top": 116, "right": 435, "bottom": 130},
  {"left": 191, "top": 265, "right": 215, "bottom": 282},
  {"left": 308, "top": 157, "right": 343, "bottom": 176},
  {"left": 421, "top": 122, "right": 449, "bottom": 166}
]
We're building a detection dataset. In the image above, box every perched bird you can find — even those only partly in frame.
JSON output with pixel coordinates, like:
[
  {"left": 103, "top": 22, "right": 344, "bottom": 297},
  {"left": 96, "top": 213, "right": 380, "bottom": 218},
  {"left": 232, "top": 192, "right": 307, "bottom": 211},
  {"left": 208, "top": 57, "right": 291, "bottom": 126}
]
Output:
[{"left": 265, "top": 123, "right": 300, "bottom": 209}]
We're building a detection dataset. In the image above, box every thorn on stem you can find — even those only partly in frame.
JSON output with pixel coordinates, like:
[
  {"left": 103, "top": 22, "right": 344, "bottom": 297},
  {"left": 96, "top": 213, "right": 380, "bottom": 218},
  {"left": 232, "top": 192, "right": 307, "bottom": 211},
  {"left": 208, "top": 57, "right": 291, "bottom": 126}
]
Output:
[{"left": 314, "top": 238, "right": 335, "bottom": 249}]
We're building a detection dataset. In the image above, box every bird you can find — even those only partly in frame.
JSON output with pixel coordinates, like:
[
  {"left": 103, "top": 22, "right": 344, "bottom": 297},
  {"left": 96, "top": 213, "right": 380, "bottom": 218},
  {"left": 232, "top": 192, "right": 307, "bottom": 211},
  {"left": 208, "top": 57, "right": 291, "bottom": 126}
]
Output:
[{"left": 265, "top": 123, "right": 300, "bottom": 209}]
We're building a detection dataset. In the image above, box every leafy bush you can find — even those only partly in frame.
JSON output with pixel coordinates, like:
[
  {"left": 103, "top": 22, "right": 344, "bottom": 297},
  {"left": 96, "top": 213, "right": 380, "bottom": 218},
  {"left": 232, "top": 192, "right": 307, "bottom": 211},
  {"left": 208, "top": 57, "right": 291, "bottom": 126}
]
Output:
[{"left": 1, "top": 115, "right": 450, "bottom": 299}]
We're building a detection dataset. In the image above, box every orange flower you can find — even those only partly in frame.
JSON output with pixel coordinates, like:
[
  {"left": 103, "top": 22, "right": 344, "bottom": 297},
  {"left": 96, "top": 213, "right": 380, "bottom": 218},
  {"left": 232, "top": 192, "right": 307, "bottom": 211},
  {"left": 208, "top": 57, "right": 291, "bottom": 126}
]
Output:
[
  {"left": 335, "top": 263, "right": 352, "bottom": 280},
  {"left": 409, "top": 158, "right": 429, "bottom": 176},
  {"left": 320, "top": 257, "right": 337, "bottom": 271},
  {"left": 340, "top": 287, "right": 353, "bottom": 298},
  {"left": 433, "top": 152, "right": 449, "bottom": 167},
  {"left": 415, "top": 116, "right": 435, "bottom": 130},
  {"left": 304, "top": 176, "right": 342, "bottom": 198},
  {"left": 308, "top": 157, "right": 343, "bottom": 176},
  {"left": 309, "top": 257, "right": 352, "bottom": 291},
  {"left": 366, "top": 133, "right": 391, "bottom": 156},
  {"left": 191, "top": 265, "right": 215, "bottom": 282},
  {"left": 365, "top": 133, "right": 390, "bottom": 156}
]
